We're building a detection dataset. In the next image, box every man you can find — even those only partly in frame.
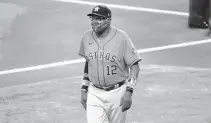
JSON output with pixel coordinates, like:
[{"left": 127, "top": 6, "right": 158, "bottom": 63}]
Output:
[
  {"left": 78, "top": 5, "right": 142, "bottom": 123},
  {"left": 188, "top": 0, "right": 210, "bottom": 29}
]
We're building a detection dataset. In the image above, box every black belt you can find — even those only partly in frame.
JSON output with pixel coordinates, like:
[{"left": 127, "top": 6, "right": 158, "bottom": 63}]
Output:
[{"left": 93, "top": 80, "right": 125, "bottom": 91}]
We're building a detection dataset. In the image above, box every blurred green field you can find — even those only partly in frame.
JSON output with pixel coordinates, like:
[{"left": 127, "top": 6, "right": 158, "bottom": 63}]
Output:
[{"left": 0, "top": 64, "right": 211, "bottom": 123}]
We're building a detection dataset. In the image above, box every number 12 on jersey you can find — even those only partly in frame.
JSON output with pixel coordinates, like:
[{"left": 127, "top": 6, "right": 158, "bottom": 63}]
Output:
[{"left": 106, "top": 65, "right": 117, "bottom": 75}]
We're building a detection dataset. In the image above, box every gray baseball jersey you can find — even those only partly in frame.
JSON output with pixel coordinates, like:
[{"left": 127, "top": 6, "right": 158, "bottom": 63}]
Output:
[{"left": 79, "top": 27, "right": 141, "bottom": 87}]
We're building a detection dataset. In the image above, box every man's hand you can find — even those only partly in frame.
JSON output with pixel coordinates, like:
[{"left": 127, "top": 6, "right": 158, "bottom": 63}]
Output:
[
  {"left": 120, "top": 90, "right": 133, "bottom": 112},
  {"left": 81, "top": 90, "right": 88, "bottom": 110}
]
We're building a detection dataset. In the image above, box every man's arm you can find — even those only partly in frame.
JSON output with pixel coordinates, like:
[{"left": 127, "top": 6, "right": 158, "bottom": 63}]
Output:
[
  {"left": 81, "top": 60, "right": 90, "bottom": 110},
  {"left": 120, "top": 61, "right": 140, "bottom": 112},
  {"left": 126, "top": 61, "right": 140, "bottom": 93},
  {"left": 81, "top": 61, "right": 90, "bottom": 91},
  {"left": 129, "top": 61, "right": 140, "bottom": 79}
]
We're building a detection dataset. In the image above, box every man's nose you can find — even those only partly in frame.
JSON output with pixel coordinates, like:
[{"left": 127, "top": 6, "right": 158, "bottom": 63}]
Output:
[{"left": 91, "top": 19, "right": 98, "bottom": 23}]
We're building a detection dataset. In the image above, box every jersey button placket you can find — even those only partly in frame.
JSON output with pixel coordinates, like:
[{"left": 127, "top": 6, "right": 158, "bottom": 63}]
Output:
[{"left": 98, "top": 48, "right": 105, "bottom": 87}]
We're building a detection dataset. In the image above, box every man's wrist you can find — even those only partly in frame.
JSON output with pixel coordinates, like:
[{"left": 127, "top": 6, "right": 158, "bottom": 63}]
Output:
[
  {"left": 126, "top": 86, "right": 133, "bottom": 94},
  {"left": 82, "top": 79, "right": 90, "bottom": 86},
  {"left": 126, "top": 77, "right": 137, "bottom": 90},
  {"left": 81, "top": 85, "right": 88, "bottom": 92}
]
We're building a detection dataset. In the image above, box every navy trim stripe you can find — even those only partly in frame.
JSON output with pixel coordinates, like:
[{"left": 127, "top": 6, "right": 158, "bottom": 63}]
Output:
[
  {"left": 102, "top": 28, "right": 117, "bottom": 86},
  {"left": 129, "top": 58, "right": 142, "bottom": 67},
  {"left": 92, "top": 31, "right": 102, "bottom": 87},
  {"left": 103, "top": 28, "right": 117, "bottom": 47},
  {"left": 102, "top": 47, "right": 107, "bottom": 86}
]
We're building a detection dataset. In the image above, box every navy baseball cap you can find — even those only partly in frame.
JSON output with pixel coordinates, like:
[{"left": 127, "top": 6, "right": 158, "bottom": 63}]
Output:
[{"left": 87, "top": 5, "right": 111, "bottom": 18}]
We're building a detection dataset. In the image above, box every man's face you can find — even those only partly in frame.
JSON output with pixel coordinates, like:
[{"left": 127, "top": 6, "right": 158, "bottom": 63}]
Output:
[{"left": 89, "top": 15, "right": 110, "bottom": 33}]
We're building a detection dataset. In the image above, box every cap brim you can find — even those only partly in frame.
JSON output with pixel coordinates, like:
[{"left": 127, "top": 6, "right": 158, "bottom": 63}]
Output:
[{"left": 87, "top": 13, "right": 106, "bottom": 18}]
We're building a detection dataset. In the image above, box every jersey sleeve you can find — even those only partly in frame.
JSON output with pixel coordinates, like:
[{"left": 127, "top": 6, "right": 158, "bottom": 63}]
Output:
[
  {"left": 78, "top": 37, "right": 85, "bottom": 58},
  {"left": 123, "top": 35, "right": 142, "bottom": 66}
]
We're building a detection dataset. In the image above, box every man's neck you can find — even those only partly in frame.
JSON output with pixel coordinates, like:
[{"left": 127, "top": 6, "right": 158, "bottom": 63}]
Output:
[{"left": 95, "top": 26, "right": 111, "bottom": 39}]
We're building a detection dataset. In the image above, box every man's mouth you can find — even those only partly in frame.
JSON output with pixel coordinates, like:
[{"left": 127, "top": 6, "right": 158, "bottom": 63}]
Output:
[{"left": 92, "top": 23, "right": 99, "bottom": 27}]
